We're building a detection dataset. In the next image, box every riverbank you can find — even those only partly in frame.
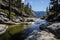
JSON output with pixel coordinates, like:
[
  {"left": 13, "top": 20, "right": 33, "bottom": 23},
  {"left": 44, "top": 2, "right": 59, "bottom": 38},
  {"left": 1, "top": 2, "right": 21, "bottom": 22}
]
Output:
[
  {"left": 1, "top": 18, "right": 60, "bottom": 40},
  {"left": 25, "top": 22, "right": 60, "bottom": 40},
  {"left": 40, "top": 22, "right": 60, "bottom": 39},
  {"left": 0, "top": 22, "right": 33, "bottom": 40},
  {"left": 0, "top": 18, "right": 46, "bottom": 40},
  {"left": 0, "top": 16, "right": 40, "bottom": 35}
]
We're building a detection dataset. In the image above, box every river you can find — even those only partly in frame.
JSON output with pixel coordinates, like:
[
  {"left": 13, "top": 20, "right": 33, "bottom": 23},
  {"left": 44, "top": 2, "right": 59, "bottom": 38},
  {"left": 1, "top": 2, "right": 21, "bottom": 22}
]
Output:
[
  {"left": 9, "top": 19, "right": 47, "bottom": 40},
  {"left": 0, "top": 18, "right": 47, "bottom": 40},
  {"left": 23, "top": 19, "right": 47, "bottom": 40}
]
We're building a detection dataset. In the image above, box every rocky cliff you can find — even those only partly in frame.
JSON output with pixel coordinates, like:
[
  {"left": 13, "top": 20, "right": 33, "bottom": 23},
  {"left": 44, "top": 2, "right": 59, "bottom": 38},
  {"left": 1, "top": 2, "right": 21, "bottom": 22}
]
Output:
[{"left": 0, "top": 0, "right": 35, "bottom": 23}]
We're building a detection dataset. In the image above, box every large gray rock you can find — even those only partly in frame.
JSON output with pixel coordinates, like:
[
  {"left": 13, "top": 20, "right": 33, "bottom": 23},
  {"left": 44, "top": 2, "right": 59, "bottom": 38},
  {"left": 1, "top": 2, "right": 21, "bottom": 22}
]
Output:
[
  {"left": 0, "top": 12, "right": 7, "bottom": 16},
  {"left": 40, "top": 23, "right": 60, "bottom": 38},
  {"left": 11, "top": 16, "right": 22, "bottom": 23},
  {"left": 0, "top": 12, "right": 22, "bottom": 23},
  {"left": 0, "top": 24, "right": 8, "bottom": 35},
  {"left": 12, "top": 18, "right": 21, "bottom": 23},
  {"left": 0, "top": 12, "right": 9, "bottom": 23},
  {"left": 25, "top": 30, "right": 56, "bottom": 40}
]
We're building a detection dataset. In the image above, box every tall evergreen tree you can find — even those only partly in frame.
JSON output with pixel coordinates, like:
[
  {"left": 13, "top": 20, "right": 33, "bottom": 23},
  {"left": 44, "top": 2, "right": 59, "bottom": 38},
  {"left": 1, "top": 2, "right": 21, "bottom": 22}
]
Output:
[
  {"left": 46, "top": 7, "right": 49, "bottom": 15},
  {"left": 49, "top": 0, "right": 60, "bottom": 16},
  {"left": 50, "top": 0, "right": 59, "bottom": 13},
  {"left": 8, "top": 0, "right": 11, "bottom": 20},
  {"left": 46, "top": 0, "right": 60, "bottom": 21}
]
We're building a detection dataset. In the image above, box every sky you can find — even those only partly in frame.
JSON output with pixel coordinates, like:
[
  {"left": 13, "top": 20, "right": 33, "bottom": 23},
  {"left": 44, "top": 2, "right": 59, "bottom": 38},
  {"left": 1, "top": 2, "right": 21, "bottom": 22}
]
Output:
[{"left": 24, "top": 0, "right": 50, "bottom": 11}]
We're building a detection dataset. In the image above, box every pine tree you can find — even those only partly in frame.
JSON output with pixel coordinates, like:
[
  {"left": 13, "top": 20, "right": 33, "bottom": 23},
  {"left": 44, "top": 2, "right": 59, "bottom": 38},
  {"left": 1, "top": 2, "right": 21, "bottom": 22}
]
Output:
[
  {"left": 24, "top": 3, "right": 30, "bottom": 15},
  {"left": 49, "top": 0, "right": 60, "bottom": 16},
  {"left": 46, "top": 7, "right": 49, "bottom": 15},
  {"left": 46, "top": 0, "right": 60, "bottom": 21},
  {"left": 29, "top": 5, "right": 32, "bottom": 15},
  {"left": 50, "top": 0, "right": 59, "bottom": 12},
  {"left": 8, "top": 0, "right": 11, "bottom": 20}
]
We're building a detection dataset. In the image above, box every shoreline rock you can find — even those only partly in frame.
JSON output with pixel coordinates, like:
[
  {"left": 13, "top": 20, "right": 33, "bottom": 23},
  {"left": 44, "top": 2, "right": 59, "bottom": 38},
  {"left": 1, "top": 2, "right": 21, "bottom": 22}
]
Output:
[
  {"left": 25, "top": 30, "right": 56, "bottom": 40},
  {"left": 40, "top": 22, "right": 60, "bottom": 39},
  {"left": 0, "top": 12, "right": 36, "bottom": 24},
  {"left": 0, "top": 24, "right": 8, "bottom": 35},
  {"left": 25, "top": 22, "right": 60, "bottom": 40}
]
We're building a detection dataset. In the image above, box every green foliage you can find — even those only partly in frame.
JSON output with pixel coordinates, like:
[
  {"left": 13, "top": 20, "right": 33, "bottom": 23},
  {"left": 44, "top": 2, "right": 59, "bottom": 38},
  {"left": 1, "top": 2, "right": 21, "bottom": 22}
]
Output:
[
  {"left": 46, "top": 0, "right": 60, "bottom": 21},
  {"left": 0, "top": 0, "right": 34, "bottom": 18},
  {"left": 10, "top": 12, "right": 16, "bottom": 17},
  {"left": 47, "top": 0, "right": 60, "bottom": 16},
  {"left": 1, "top": 9, "right": 16, "bottom": 17},
  {"left": 49, "top": 0, "right": 60, "bottom": 13},
  {"left": 3, "top": 9, "right": 9, "bottom": 14}
]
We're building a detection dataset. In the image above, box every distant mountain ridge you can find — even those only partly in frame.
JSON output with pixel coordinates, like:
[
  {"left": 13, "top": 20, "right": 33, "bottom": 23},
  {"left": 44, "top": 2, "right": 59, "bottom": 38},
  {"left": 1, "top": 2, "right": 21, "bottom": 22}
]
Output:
[{"left": 34, "top": 11, "right": 46, "bottom": 18}]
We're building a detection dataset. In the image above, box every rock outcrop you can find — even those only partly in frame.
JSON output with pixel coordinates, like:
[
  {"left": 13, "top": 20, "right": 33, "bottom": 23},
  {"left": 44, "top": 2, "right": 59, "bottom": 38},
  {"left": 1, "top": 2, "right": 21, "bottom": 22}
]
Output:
[
  {"left": 0, "top": 12, "right": 22, "bottom": 23},
  {"left": 0, "top": 12, "right": 9, "bottom": 23},
  {"left": 25, "top": 22, "right": 60, "bottom": 40},
  {"left": 40, "top": 23, "right": 60, "bottom": 39},
  {"left": 25, "top": 30, "right": 56, "bottom": 40},
  {"left": 0, "top": 24, "right": 8, "bottom": 35}
]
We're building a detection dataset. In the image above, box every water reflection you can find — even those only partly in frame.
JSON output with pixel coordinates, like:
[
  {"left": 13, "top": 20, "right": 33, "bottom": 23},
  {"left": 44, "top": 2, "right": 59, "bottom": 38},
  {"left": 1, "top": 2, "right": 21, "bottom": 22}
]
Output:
[
  {"left": 24, "top": 20, "right": 47, "bottom": 36},
  {"left": 0, "top": 19, "right": 47, "bottom": 40},
  {"left": 9, "top": 19, "right": 47, "bottom": 40}
]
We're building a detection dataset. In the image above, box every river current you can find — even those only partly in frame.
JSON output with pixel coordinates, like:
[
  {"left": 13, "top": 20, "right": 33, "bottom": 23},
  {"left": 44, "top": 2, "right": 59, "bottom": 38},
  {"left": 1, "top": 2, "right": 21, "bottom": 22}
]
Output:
[{"left": 24, "top": 19, "right": 47, "bottom": 40}]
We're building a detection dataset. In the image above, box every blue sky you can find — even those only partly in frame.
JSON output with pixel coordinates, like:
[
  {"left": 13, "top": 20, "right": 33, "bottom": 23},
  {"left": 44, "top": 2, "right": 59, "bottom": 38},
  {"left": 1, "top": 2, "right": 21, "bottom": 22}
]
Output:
[{"left": 25, "top": 0, "right": 50, "bottom": 11}]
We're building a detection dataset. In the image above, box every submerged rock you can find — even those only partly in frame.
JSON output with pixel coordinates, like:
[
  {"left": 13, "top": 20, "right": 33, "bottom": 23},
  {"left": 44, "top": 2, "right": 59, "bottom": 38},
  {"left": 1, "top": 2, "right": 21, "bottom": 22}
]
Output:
[{"left": 25, "top": 30, "right": 56, "bottom": 40}]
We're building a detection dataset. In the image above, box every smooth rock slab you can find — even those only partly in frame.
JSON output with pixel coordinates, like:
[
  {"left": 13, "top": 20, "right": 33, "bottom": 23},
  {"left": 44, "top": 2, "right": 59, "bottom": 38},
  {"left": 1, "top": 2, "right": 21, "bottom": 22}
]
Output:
[
  {"left": 40, "top": 23, "right": 60, "bottom": 38},
  {"left": 0, "top": 24, "right": 8, "bottom": 35},
  {"left": 25, "top": 30, "right": 56, "bottom": 40}
]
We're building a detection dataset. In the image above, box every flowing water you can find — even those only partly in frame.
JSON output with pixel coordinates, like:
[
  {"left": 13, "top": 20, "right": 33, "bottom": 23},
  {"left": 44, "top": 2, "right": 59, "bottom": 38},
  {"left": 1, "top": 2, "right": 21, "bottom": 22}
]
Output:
[{"left": 24, "top": 19, "right": 47, "bottom": 35}]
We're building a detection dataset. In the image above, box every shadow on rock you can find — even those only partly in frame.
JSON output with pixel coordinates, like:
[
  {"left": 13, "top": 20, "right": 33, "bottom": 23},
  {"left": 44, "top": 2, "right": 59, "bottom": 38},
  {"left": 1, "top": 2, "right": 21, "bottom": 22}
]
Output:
[{"left": 40, "top": 23, "right": 60, "bottom": 39}]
